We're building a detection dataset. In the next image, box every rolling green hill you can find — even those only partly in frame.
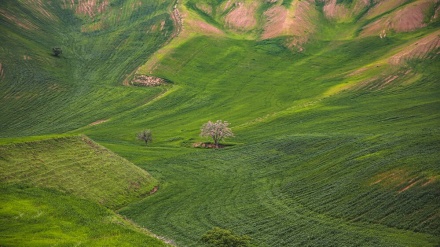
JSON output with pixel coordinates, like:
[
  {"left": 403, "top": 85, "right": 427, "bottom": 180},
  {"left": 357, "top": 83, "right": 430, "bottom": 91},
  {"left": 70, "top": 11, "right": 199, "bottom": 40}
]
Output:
[
  {"left": 0, "top": 136, "right": 158, "bottom": 209},
  {"left": 0, "top": 136, "right": 170, "bottom": 246},
  {"left": 1, "top": 0, "right": 439, "bottom": 246}
]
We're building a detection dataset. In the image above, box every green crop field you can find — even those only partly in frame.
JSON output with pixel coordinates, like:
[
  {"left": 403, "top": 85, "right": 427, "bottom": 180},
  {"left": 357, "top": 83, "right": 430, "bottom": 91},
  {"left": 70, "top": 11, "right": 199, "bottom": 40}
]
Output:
[
  {"left": 1, "top": 0, "right": 439, "bottom": 246},
  {"left": 0, "top": 185, "right": 171, "bottom": 246},
  {"left": 0, "top": 136, "right": 158, "bottom": 209}
]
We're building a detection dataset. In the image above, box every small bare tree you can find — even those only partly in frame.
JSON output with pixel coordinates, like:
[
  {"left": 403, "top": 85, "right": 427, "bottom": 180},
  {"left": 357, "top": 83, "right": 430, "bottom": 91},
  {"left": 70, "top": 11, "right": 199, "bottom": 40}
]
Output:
[
  {"left": 137, "top": 129, "right": 152, "bottom": 145},
  {"left": 200, "top": 120, "right": 234, "bottom": 148}
]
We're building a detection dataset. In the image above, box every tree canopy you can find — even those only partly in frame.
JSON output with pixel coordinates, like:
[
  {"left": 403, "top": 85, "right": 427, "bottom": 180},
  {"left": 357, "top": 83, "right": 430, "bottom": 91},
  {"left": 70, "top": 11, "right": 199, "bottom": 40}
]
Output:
[
  {"left": 137, "top": 129, "right": 153, "bottom": 145},
  {"left": 200, "top": 120, "right": 234, "bottom": 148},
  {"left": 52, "top": 47, "right": 62, "bottom": 57}
]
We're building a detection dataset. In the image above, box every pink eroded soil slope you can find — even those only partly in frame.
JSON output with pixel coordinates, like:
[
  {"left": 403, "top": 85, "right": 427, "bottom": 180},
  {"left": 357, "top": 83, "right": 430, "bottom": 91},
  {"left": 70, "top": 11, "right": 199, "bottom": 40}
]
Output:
[
  {"left": 225, "top": 2, "right": 258, "bottom": 31},
  {"left": 262, "top": 0, "right": 317, "bottom": 49},
  {"left": 389, "top": 30, "right": 440, "bottom": 65},
  {"left": 323, "top": 0, "right": 370, "bottom": 20},
  {"left": 62, "top": 0, "right": 109, "bottom": 18},
  {"left": 361, "top": 0, "right": 438, "bottom": 37}
]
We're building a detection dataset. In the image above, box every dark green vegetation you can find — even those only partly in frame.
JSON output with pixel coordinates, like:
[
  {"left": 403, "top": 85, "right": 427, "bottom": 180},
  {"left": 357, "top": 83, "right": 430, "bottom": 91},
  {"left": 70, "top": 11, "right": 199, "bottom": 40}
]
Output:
[
  {"left": 1, "top": 0, "right": 439, "bottom": 246},
  {"left": 201, "top": 227, "right": 253, "bottom": 247}
]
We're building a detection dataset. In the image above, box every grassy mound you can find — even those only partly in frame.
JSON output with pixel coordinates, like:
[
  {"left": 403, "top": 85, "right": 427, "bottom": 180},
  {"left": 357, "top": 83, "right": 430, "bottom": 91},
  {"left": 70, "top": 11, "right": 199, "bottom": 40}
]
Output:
[{"left": 0, "top": 136, "right": 158, "bottom": 209}]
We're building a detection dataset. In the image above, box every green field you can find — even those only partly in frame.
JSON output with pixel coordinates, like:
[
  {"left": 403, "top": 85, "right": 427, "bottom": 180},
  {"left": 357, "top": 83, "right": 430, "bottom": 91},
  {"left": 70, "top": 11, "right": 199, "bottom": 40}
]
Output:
[
  {"left": 0, "top": 185, "right": 171, "bottom": 246},
  {"left": 0, "top": 136, "right": 158, "bottom": 209},
  {"left": 1, "top": 0, "right": 439, "bottom": 246}
]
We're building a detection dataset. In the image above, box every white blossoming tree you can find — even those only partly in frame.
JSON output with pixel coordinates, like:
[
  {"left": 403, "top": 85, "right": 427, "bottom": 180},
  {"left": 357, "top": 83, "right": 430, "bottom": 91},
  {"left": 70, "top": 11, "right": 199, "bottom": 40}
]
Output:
[{"left": 200, "top": 120, "right": 234, "bottom": 148}]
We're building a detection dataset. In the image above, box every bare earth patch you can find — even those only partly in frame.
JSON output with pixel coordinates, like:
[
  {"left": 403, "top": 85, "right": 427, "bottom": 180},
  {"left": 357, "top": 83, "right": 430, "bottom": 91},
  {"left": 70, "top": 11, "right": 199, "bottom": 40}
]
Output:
[
  {"left": 131, "top": 75, "right": 167, "bottom": 87},
  {"left": 88, "top": 119, "right": 108, "bottom": 126},
  {"left": 288, "top": 0, "right": 317, "bottom": 50},
  {"left": 363, "top": 0, "right": 407, "bottom": 20},
  {"left": 188, "top": 19, "right": 224, "bottom": 35},
  {"left": 391, "top": 0, "right": 433, "bottom": 32},
  {"left": 171, "top": 7, "right": 183, "bottom": 38},
  {"left": 389, "top": 30, "right": 440, "bottom": 65},
  {"left": 398, "top": 178, "right": 421, "bottom": 193},
  {"left": 222, "top": 0, "right": 235, "bottom": 12},
  {"left": 149, "top": 186, "right": 159, "bottom": 195},
  {"left": 195, "top": 3, "right": 213, "bottom": 16},
  {"left": 262, "top": 0, "right": 318, "bottom": 50},
  {"left": 370, "top": 168, "right": 439, "bottom": 193},
  {"left": 262, "top": 5, "right": 288, "bottom": 39},
  {"left": 361, "top": 0, "right": 436, "bottom": 37},
  {"left": 323, "top": 0, "right": 370, "bottom": 21},
  {"left": 323, "top": 0, "right": 349, "bottom": 20},
  {"left": 62, "top": 0, "right": 109, "bottom": 18},
  {"left": 179, "top": 2, "right": 223, "bottom": 36},
  {"left": 193, "top": 142, "right": 226, "bottom": 149},
  {"left": 422, "top": 177, "right": 438, "bottom": 187},
  {"left": 225, "top": 2, "right": 258, "bottom": 31},
  {"left": 351, "top": 69, "right": 414, "bottom": 91}
]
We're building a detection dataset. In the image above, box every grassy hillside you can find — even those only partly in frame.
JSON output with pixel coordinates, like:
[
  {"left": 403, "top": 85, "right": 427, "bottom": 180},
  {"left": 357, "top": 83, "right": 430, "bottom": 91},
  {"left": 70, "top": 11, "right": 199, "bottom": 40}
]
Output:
[
  {"left": 1, "top": 0, "right": 439, "bottom": 246},
  {"left": 0, "top": 0, "right": 174, "bottom": 137},
  {"left": 106, "top": 33, "right": 439, "bottom": 246},
  {"left": 0, "top": 185, "right": 171, "bottom": 246},
  {"left": 0, "top": 136, "right": 158, "bottom": 209},
  {"left": 0, "top": 136, "right": 171, "bottom": 246}
]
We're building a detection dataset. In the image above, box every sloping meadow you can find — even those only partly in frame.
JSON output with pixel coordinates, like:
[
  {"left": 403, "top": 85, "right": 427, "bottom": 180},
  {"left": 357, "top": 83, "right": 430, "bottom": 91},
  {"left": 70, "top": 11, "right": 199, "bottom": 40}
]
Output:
[
  {"left": 0, "top": 0, "right": 175, "bottom": 137},
  {"left": 0, "top": 136, "right": 158, "bottom": 209},
  {"left": 0, "top": 135, "right": 170, "bottom": 245}
]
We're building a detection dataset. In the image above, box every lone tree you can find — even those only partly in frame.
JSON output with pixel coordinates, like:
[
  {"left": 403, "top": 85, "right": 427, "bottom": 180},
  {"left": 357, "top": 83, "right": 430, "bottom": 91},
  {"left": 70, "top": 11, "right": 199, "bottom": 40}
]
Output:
[
  {"left": 137, "top": 129, "right": 152, "bottom": 145},
  {"left": 52, "top": 47, "right": 62, "bottom": 57},
  {"left": 200, "top": 120, "right": 234, "bottom": 148}
]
